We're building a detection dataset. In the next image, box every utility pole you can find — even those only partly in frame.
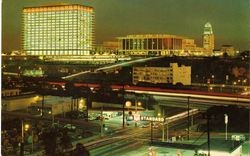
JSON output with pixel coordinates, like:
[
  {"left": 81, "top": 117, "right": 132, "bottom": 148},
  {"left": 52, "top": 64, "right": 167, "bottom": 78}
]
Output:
[
  {"left": 20, "top": 120, "right": 24, "bottom": 156},
  {"left": 207, "top": 112, "right": 210, "bottom": 156},
  {"left": 162, "top": 108, "right": 165, "bottom": 142},
  {"left": 187, "top": 96, "right": 190, "bottom": 140},
  {"left": 122, "top": 85, "right": 125, "bottom": 128},
  {"left": 101, "top": 105, "right": 104, "bottom": 136},
  {"left": 151, "top": 121, "right": 153, "bottom": 144}
]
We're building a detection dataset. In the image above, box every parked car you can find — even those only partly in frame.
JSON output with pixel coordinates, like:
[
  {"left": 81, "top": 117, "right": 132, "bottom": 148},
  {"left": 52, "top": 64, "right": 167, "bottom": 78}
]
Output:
[{"left": 63, "top": 124, "right": 76, "bottom": 131}]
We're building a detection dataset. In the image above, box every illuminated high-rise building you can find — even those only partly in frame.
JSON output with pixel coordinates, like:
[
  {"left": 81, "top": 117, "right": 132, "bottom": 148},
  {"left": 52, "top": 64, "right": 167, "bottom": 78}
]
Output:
[
  {"left": 22, "top": 4, "right": 94, "bottom": 56},
  {"left": 203, "top": 22, "right": 214, "bottom": 55}
]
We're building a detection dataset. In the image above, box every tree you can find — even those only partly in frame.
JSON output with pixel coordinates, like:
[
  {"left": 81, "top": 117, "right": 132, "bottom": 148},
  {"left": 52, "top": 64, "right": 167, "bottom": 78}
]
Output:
[
  {"left": 72, "top": 143, "right": 89, "bottom": 156},
  {"left": 60, "top": 129, "right": 72, "bottom": 150},
  {"left": 41, "top": 127, "right": 58, "bottom": 156}
]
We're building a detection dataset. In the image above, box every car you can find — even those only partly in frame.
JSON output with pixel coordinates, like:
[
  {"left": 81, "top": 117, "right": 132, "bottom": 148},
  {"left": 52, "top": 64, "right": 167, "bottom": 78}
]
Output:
[
  {"left": 139, "top": 124, "right": 150, "bottom": 128},
  {"left": 63, "top": 124, "right": 76, "bottom": 131}
]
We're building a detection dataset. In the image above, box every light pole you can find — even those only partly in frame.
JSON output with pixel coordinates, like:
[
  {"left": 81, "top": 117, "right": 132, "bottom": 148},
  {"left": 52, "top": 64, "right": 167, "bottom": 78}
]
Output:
[
  {"left": 125, "top": 101, "right": 131, "bottom": 126},
  {"left": 187, "top": 96, "right": 190, "bottom": 140},
  {"left": 224, "top": 114, "right": 228, "bottom": 140},
  {"left": 135, "top": 101, "right": 141, "bottom": 127},
  {"left": 162, "top": 108, "right": 165, "bottom": 142},
  {"left": 125, "top": 101, "right": 131, "bottom": 112},
  {"left": 100, "top": 105, "right": 104, "bottom": 137},
  {"left": 135, "top": 101, "right": 141, "bottom": 114},
  {"left": 21, "top": 121, "right": 30, "bottom": 156},
  {"left": 233, "top": 81, "right": 237, "bottom": 93},
  {"left": 211, "top": 75, "right": 215, "bottom": 84},
  {"left": 220, "top": 84, "right": 225, "bottom": 92},
  {"left": 21, "top": 120, "right": 24, "bottom": 156}
]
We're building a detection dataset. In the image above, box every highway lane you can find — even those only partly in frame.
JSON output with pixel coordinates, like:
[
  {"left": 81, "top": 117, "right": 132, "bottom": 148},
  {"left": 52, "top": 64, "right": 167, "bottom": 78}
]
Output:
[
  {"left": 153, "top": 94, "right": 250, "bottom": 108},
  {"left": 46, "top": 81, "right": 250, "bottom": 108}
]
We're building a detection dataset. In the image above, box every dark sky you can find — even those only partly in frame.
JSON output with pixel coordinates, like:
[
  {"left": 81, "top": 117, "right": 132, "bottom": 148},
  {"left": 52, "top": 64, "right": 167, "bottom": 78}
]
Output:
[{"left": 2, "top": 0, "right": 250, "bottom": 52}]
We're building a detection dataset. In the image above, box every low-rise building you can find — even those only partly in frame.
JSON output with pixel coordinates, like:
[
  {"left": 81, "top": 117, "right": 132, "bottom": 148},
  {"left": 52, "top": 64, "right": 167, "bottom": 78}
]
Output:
[
  {"left": 28, "top": 96, "right": 86, "bottom": 116},
  {"left": 118, "top": 34, "right": 184, "bottom": 56},
  {"left": 132, "top": 63, "right": 191, "bottom": 85},
  {"left": 2, "top": 93, "right": 40, "bottom": 111},
  {"left": 221, "top": 45, "right": 235, "bottom": 56},
  {"left": 2, "top": 89, "right": 21, "bottom": 97}
]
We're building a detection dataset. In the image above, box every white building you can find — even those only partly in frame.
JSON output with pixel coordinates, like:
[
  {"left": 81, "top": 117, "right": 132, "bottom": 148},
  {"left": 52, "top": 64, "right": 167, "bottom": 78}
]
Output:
[
  {"left": 28, "top": 96, "right": 86, "bottom": 116},
  {"left": 2, "top": 93, "right": 40, "bottom": 111},
  {"left": 133, "top": 63, "right": 191, "bottom": 85}
]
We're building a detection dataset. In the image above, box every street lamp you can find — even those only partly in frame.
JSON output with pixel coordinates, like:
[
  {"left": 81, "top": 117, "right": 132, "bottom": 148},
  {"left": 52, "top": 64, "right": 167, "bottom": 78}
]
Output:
[
  {"left": 243, "top": 79, "right": 247, "bottom": 86},
  {"left": 136, "top": 101, "right": 141, "bottom": 113},
  {"left": 224, "top": 114, "right": 228, "bottom": 140},
  {"left": 135, "top": 101, "right": 141, "bottom": 127},
  {"left": 220, "top": 84, "right": 225, "bottom": 92},
  {"left": 125, "top": 101, "right": 132, "bottom": 112},
  {"left": 211, "top": 75, "right": 215, "bottom": 84},
  {"left": 233, "top": 81, "right": 237, "bottom": 93},
  {"left": 21, "top": 121, "right": 31, "bottom": 156}
]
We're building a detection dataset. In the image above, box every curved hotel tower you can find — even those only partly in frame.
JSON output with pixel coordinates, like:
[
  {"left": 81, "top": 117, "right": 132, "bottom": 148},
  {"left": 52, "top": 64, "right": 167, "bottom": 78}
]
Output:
[{"left": 22, "top": 4, "right": 94, "bottom": 57}]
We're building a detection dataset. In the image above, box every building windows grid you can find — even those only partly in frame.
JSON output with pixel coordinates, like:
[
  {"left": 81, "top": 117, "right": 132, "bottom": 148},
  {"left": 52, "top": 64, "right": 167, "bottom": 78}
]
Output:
[{"left": 23, "top": 5, "right": 94, "bottom": 56}]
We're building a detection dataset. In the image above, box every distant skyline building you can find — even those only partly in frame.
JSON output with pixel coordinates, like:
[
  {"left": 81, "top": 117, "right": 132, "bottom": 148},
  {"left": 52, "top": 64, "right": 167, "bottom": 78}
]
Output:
[
  {"left": 22, "top": 4, "right": 94, "bottom": 56},
  {"left": 203, "top": 22, "right": 215, "bottom": 55}
]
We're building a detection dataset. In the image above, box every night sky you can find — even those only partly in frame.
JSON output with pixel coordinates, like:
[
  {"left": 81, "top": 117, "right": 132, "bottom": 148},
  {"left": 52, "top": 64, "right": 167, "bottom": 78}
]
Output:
[{"left": 2, "top": 0, "right": 250, "bottom": 52}]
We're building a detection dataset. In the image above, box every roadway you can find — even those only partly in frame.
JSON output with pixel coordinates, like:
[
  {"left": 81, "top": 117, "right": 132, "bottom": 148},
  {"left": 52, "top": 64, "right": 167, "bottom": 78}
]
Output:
[
  {"left": 62, "top": 56, "right": 162, "bottom": 80},
  {"left": 47, "top": 81, "right": 250, "bottom": 108}
]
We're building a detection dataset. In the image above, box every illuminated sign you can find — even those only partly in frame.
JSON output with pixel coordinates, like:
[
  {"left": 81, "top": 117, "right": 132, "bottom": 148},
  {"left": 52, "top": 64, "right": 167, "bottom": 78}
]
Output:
[{"left": 140, "top": 116, "right": 164, "bottom": 122}]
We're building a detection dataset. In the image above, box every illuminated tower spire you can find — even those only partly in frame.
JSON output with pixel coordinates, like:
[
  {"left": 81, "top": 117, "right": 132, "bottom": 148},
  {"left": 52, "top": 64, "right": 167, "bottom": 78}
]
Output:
[{"left": 203, "top": 22, "right": 214, "bottom": 55}]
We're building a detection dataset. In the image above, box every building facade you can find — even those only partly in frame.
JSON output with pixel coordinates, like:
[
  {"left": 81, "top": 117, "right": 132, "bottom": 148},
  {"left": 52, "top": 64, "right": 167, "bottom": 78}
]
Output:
[
  {"left": 22, "top": 4, "right": 94, "bottom": 56},
  {"left": 220, "top": 45, "right": 235, "bottom": 56},
  {"left": 133, "top": 63, "right": 191, "bottom": 85},
  {"left": 203, "top": 22, "right": 215, "bottom": 55},
  {"left": 183, "top": 38, "right": 204, "bottom": 56},
  {"left": 118, "top": 34, "right": 184, "bottom": 56}
]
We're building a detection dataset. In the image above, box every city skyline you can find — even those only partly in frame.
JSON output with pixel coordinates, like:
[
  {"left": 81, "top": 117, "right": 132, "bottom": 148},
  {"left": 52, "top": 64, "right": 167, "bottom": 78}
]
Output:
[{"left": 2, "top": 0, "right": 250, "bottom": 52}]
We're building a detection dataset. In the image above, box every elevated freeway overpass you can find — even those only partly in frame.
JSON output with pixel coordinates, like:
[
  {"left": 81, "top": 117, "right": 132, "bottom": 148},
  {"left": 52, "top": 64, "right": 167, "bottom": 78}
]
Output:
[{"left": 47, "top": 82, "right": 250, "bottom": 108}]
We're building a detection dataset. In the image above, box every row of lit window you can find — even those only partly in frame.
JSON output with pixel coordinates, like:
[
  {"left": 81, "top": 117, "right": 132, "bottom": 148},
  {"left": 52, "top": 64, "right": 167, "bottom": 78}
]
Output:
[
  {"left": 24, "top": 39, "right": 92, "bottom": 42},
  {"left": 24, "top": 46, "right": 92, "bottom": 50},
  {"left": 24, "top": 11, "right": 92, "bottom": 15},
  {"left": 24, "top": 19, "right": 92, "bottom": 24},
  {"left": 24, "top": 25, "right": 92, "bottom": 29},
  {"left": 26, "top": 51, "right": 91, "bottom": 56},
  {"left": 24, "top": 14, "right": 91, "bottom": 18},
  {"left": 24, "top": 32, "right": 91, "bottom": 35},
  {"left": 24, "top": 14, "right": 92, "bottom": 17},
  {"left": 24, "top": 41, "right": 92, "bottom": 44},
  {"left": 24, "top": 21, "right": 92, "bottom": 25},
  {"left": 24, "top": 27, "right": 92, "bottom": 30},
  {"left": 24, "top": 42, "right": 92, "bottom": 45},
  {"left": 24, "top": 15, "right": 92, "bottom": 20}
]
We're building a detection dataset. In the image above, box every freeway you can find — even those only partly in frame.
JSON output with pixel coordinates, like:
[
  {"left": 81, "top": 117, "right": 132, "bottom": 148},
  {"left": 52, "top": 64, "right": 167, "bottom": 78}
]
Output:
[
  {"left": 62, "top": 56, "right": 162, "bottom": 80},
  {"left": 47, "top": 81, "right": 250, "bottom": 108}
]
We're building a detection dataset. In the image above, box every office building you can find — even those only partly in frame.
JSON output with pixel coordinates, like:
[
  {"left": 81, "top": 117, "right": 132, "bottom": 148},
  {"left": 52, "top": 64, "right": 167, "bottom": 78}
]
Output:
[
  {"left": 133, "top": 63, "right": 191, "bottom": 85},
  {"left": 22, "top": 4, "right": 94, "bottom": 56},
  {"left": 203, "top": 22, "right": 215, "bottom": 55}
]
